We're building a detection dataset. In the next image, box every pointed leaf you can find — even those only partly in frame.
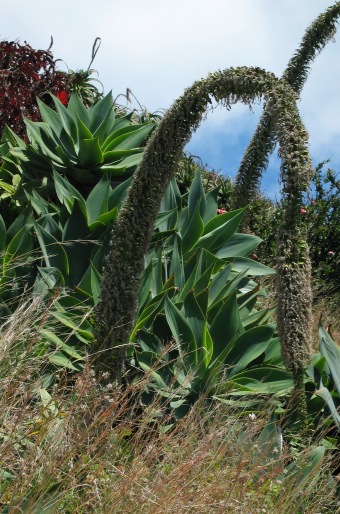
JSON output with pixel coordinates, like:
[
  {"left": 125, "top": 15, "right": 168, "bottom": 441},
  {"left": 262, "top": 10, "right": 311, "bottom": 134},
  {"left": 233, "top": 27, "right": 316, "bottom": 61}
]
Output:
[
  {"left": 196, "top": 209, "right": 245, "bottom": 252},
  {"left": 181, "top": 201, "right": 204, "bottom": 254},
  {"left": 319, "top": 322, "right": 340, "bottom": 397},
  {"left": 210, "top": 291, "right": 241, "bottom": 362},
  {"left": 164, "top": 296, "right": 197, "bottom": 366},
  {"left": 169, "top": 236, "right": 185, "bottom": 290},
  {"left": 215, "top": 234, "right": 261, "bottom": 258},
  {"left": 86, "top": 173, "right": 110, "bottom": 223},
  {"left": 78, "top": 137, "right": 103, "bottom": 168},
  {"left": 35, "top": 224, "right": 69, "bottom": 276},
  {"left": 49, "top": 351, "right": 81, "bottom": 371},
  {"left": 89, "top": 92, "right": 115, "bottom": 135},
  {"left": 228, "top": 257, "right": 276, "bottom": 276},
  {"left": 188, "top": 169, "right": 206, "bottom": 219},
  {"left": 105, "top": 123, "right": 154, "bottom": 151},
  {"left": 227, "top": 325, "right": 275, "bottom": 377}
]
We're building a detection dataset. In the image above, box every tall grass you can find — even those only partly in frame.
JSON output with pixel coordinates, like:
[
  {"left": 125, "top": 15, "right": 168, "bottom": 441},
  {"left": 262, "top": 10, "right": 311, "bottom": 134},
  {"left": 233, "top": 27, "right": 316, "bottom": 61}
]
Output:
[{"left": 0, "top": 294, "right": 338, "bottom": 513}]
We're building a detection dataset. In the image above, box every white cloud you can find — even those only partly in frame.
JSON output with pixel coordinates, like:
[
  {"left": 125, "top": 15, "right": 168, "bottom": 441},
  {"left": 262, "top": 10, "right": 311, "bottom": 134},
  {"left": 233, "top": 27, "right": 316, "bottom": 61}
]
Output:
[{"left": 1, "top": 0, "right": 339, "bottom": 179}]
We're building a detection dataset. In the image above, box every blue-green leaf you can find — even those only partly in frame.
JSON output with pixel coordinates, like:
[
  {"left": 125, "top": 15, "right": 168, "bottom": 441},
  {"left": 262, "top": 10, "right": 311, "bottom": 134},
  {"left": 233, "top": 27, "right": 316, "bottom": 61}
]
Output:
[
  {"left": 78, "top": 137, "right": 103, "bottom": 168},
  {"left": 181, "top": 202, "right": 204, "bottom": 254},
  {"left": 227, "top": 326, "right": 275, "bottom": 377},
  {"left": 210, "top": 291, "right": 241, "bottom": 362},
  {"left": 196, "top": 209, "right": 245, "bottom": 252},
  {"left": 228, "top": 257, "right": 276, "bottom": 276},
  {"left": 188, "top": 169, "right": 206, "bottom": 219},
  {"left": 319, "top": 322, "right": 340, "bottom": 397},
  {"left": 164, "top": 296, "right": 197, "bottom": 366}
]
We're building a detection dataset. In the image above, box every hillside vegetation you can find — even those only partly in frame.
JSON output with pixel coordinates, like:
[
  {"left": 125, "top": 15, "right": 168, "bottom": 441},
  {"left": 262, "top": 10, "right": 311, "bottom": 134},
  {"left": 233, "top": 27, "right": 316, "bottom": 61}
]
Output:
[{"left": 0, "top": 4, "right": 340, "bottom": 513}]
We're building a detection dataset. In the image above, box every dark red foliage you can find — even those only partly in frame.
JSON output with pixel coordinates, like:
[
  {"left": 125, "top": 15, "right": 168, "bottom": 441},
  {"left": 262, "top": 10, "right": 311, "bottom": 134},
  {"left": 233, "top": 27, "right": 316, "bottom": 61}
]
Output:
[{"left": 0, "top": 40, "right": 71, "bottom": 140}]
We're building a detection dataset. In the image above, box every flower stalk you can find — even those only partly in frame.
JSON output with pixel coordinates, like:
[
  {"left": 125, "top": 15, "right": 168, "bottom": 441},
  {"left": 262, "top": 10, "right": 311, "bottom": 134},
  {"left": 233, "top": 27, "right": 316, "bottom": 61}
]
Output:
[
  {"left": 94, "top": 67, "right": 313, "bottom": 433},
  {"left": 231, "top": 2, "right": 340, "bottom": 209}
]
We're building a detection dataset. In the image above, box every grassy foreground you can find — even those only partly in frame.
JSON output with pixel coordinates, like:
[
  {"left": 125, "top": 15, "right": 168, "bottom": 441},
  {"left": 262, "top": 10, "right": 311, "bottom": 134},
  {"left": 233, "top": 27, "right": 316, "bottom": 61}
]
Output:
[{"left": 0, "top": 295, "right": 339, "bottom": 513}]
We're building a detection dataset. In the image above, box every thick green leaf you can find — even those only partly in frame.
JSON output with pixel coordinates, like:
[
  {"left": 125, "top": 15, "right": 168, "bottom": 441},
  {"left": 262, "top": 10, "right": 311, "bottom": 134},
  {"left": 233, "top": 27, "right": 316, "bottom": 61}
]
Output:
[
  {"left": 319, "top": 322, "right": 340, "bottom": 397},
  {"left": 169, "top": 236, "right": 185, "bottom": 290},
  {"left": 155, "top": 208, "right": 178, "bottom": 229},
  {"left": 0, "top": 215, "right": 6, "bottom": 251},
  {"left": 53, "top": 169, "right": 86, "bottom": 214},
  {"left": 75, "top": 114, "right": 93, "bottom": 143},
  {"left": 50, "top": 94, "right": 78, "bottom": 143},
  {"left": 313, "top": 383, "right": 340, "bottom": 429},
  {"left": 255, "top": 413, "right": 282, "bottom": 461},
  {"left": 102, "top": 148, "right": 143, "bottom": 164},
  {"left": 151, "top": 251, "right": 164, "bottom": 296},
  {"left": 283, "top": 446, "right": 325, "bottom": 486},
  {"left": 101, "top": 152, "right": 144, "bottom": 172},
  {"left": 183, "top": 290, "right": 208, "bottom": 369},
  {"left": 86, "top": 173, "right": 109, "bottom": 223},
  {"left": 131, "top": 290, "right": 169, "bottom": 342},
  {"left": 242, "top": 307, "right": 276, "bottom": 331},
  {"left": 89, "top": 92, "right": 115, "bottom": 137},
  {"left": 67, "top": 93, "right": 91, "bottom": 127},
  {"left": 77, "top": 137, "right": 103, "bottom": 168},
  {"left": 158, "top": 179, "right": 179, "bottom": 231},
  {"left": 102, "top": 124, "right": 145, "bottom": 152},
  {"left": 178, "top": 256, "right": 201, "bottom": 301},
  {"left": 35, "top": 224, "right": 69, "bottom": 277},
  {"left": 138, "top": 260, "right": 153, "bottom": 310},
  {"left": 58, "top": 127, "right": 78, "bottom": 161},
  {"left": 51, "top": 309, "right": 93, "bottom": 341},
  {"left": 108, "top": 175, "right": 133, "bottom": 210},
  {"left": 40, "top": 329, "right": 84, "bottom": 360},
  {"left": 10, "top": 145, "right": 54, "bottom": 171},
  {"left": 49, "top": 351, "right": 82, "bottom": 371},
  {"left": 136, "top": 352, "right": 170, "bottom": 389},
  {"left": 88, "top": 207, "right": 118, "bottom": 231},
  {"left": 229, "top": 366, "right": 294, "bottom": 395},
  {"left": 34, "top": 267, "right": 65, "bottom": 291},
  {"left": 228, "top": 257, "right": 276, "bottom": 276},
  {"left": 238, "top": 284, "right": 261, "bottom": 316},
  {"left": 227, "top": 325, "right": 274, "bottom": 377},
  {"left": 24, "top": 119, "right": 64, "bottom": 164},
  {"left": 164, "top": 296, "right": 197, "bottom": 366},
  {"left": 193, "top": 263, "right": 214, "bottom": 296},
  {"left": 3, "top": 224, "right": 34, "bottom": 270},
  {"left": 210, "top": 291, "right": 241, "bottom": 362},
  {"left": 181, "top": 202, "right": 204, "bottom": 254},
  {"left": 195, "top": 209, "right": 245, "bottom": 252},
  {"left": 103, "top": 123, "right": 154, "bottom": 151},
  {"left": 188, "top": 169, "right": 206, "bottom": 219},
  {"left": 203, "top": 187, "right": 219, "bottom": 224},
  {"left": 136, "top": 330, "right": 166, "bottom": 356},
  {"left": 208, "top": 264, "right": 232, "bottom": 306},
  {"left": 203, "top": 208, "right": 245, "bottom": 235},
  {"left": 215, "top": 234, "right": 261, "bottom": 258},
  {"left": 62, "top": 200, "right": 93, "bottom": 286},
  {"left": 209, "top": 267, "right": 250, "bottom": 308},
  {"left": 37, "top": 97, "right": 63, "bottom": 134}
]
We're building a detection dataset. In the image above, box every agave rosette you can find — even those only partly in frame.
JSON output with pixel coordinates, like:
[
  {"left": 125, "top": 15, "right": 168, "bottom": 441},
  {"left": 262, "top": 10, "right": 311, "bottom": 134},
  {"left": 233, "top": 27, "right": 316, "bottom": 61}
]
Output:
[
  {"left": 0, "top": 92, "right": 155, "bottom": 201},
  {"left": 131, "top": 171, "right": 292, "bottom": 416}
]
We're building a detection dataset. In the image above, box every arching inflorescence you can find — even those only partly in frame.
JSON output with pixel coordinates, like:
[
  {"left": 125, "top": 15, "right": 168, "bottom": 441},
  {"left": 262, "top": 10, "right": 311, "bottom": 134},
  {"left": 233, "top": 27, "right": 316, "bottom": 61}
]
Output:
[
  {"left": 232, "top": 1, "right": 340, "bottom": 209},
  {"left": 94, "top": 66, "right": 313, "bottom": 414}
]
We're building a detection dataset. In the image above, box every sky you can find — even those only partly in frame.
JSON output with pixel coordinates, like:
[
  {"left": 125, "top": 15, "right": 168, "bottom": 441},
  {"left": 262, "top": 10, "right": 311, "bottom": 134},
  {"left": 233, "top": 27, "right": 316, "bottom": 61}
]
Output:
[{"left": 1, "top": 0, "right": 340, "bottom": 199}]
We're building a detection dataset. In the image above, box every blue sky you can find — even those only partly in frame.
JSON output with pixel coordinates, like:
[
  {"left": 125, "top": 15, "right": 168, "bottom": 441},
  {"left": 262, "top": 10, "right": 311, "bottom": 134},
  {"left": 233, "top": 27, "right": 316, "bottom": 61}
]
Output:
[{"left": 1, "top": 0, "right": 340, "bottom": 199}]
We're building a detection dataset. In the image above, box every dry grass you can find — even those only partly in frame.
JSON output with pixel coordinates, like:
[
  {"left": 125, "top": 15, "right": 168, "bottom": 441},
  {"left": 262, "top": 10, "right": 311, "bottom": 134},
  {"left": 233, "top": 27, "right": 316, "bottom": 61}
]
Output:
[{"left": 0, "top": 298, "right": 339, "bottom": 513}]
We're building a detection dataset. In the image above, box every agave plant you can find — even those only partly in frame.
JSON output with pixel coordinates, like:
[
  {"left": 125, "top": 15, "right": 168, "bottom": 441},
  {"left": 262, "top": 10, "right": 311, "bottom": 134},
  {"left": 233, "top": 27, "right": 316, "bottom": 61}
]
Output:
[
  {"left": 306, "top": 322, "right": 340, "bottom": 432},
  {"left": 0, "top": 169, "right": 133, "bottom": 370},
  {"left": 0, "top": 91, "right": 155, "bottom": 212},
  {"left": 130, "top": 171, "right": 293, "bottom": 416}
]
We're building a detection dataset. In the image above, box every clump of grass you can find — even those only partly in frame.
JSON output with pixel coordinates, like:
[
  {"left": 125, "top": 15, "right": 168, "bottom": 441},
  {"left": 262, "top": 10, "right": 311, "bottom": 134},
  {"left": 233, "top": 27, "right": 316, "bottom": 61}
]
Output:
[{"left": 0, "top": 295, "right": 338, "bottom": 513}]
